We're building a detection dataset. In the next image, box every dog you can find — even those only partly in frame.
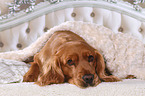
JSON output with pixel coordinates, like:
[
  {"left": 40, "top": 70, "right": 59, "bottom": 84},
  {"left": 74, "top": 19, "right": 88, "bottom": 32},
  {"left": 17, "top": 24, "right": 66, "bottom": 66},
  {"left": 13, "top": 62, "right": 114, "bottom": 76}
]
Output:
[{"left": 23, "top": 30, "right": 120, "bottom": 88}]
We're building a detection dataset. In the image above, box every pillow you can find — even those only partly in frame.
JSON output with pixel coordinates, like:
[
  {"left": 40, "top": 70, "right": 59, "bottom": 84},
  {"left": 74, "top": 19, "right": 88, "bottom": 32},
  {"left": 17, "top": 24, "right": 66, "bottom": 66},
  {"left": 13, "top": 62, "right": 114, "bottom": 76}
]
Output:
[
  {"left": 0, "top": 21, "right": 144, "bottom": 81},
  {"left": 0, "top": 58, "right": 29, "bottom": 84}
]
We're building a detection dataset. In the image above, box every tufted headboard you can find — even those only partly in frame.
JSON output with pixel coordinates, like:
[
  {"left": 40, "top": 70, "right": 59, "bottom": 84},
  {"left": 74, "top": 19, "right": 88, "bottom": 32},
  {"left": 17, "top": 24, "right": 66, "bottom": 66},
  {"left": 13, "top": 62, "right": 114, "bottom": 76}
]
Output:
[{"left": 0, "top": 0, "right": 145, "bottom": 52}]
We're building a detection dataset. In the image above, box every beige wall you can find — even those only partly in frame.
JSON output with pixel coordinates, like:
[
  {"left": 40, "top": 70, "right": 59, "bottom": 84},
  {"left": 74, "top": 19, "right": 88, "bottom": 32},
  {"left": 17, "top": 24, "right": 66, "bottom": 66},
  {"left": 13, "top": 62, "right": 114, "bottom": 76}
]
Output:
[
  {"left": 123, "top": 0, "right": 145, "bottom": 7},
  {"left": 123, "top": 0, "right": 133, "bottom": 4},
  {"left": 0, "top": 0, "right": 44, "bottom": 15},
  {"left": 0, "top": 0, "right": 13, "bottom": 15}
]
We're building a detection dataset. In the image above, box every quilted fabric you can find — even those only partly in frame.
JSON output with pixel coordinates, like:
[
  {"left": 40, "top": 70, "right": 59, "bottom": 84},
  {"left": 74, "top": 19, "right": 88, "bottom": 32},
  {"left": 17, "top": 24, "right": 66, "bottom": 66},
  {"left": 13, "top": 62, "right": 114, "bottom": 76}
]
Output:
[
  {"left": 0, "top": 6, "right": 145, "bottom": 52},
  {"left": 0, "top": 59, "right": 29, "bottom": 84}
]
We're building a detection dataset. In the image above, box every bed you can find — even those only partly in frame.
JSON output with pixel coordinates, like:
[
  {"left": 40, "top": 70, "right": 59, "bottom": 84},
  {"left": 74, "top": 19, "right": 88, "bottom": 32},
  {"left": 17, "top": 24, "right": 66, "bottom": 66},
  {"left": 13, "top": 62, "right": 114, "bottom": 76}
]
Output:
[{"left": 0, "top": 0, "right": 145, "bottom": 96}]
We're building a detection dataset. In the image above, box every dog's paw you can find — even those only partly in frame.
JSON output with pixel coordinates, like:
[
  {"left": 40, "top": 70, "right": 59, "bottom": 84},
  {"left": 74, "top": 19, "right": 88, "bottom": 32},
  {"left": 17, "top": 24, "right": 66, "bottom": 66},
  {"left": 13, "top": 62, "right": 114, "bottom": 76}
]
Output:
[
  {"left": 126, "top": 75, "right": 136, "bottom": 79},
  {"left": 101, "top": 75, "right": 121, "bottom": 82},
  {"left": 35, "top": 76, "right": 51, "bottom": 86},
  {"left": 23, "top": 74, "right": 38, "bottom": 82}
]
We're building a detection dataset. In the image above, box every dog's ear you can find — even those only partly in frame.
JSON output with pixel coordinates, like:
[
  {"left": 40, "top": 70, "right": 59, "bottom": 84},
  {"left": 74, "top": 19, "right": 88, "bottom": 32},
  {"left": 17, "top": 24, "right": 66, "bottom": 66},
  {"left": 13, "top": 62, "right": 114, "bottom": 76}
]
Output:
[
  {"left": 95, "top": 50, "right": 121, "bottom": 82},
  {"left": 36, "top": 56, "right": 64, "bottom": 86}
]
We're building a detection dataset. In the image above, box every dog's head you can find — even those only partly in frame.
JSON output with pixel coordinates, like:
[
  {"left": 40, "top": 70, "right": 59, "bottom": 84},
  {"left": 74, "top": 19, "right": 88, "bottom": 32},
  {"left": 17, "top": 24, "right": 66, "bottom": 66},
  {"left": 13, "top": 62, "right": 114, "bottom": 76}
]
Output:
[
  {"left": 36, "top": 41, "right": 108, "bottom": 88},
  {"left": 57, "top": 41, "right": 102, "bottom": 88}
]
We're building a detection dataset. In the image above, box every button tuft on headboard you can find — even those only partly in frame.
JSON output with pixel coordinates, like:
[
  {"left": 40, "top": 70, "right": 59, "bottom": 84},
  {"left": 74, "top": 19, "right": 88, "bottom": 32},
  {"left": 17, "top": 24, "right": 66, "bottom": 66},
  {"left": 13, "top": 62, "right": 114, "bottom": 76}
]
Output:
[
  {"left": 44, "top": 27, "right": 48, "bottom": 32},
  {"left": 71, "top": 13, "right": 76, "bottom": 17},
  {"left": 17, "top": 43, "right": 22, "bottom": 49},
  {"left": 90, "top": 12, "right": 95, "bottom": 17},
  {"left": 0, "top": 42, "right": 4, "bottom": 47},
  {"left": 118, "top": 27, "right": 123, "bottom": 32},
  {"left": 26, "top": 28, "right": 30, "bottom": 33},
  {"left": 139, "top": 28, "right": 143, "bottom": 32}
]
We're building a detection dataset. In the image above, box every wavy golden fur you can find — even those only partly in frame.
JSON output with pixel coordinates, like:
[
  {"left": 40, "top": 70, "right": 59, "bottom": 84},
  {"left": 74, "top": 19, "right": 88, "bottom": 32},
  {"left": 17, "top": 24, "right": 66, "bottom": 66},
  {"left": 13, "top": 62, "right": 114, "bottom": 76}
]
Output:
[{"left": 23, "top": 30, "right": 120, "bottom": 88}]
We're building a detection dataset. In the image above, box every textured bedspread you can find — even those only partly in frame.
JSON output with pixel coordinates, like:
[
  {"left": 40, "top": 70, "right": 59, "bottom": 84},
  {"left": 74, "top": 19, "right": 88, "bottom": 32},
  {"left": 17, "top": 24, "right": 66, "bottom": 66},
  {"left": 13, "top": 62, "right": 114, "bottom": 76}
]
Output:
[{"left": 0, "top": 79, "right": 145, "bottom": 96}]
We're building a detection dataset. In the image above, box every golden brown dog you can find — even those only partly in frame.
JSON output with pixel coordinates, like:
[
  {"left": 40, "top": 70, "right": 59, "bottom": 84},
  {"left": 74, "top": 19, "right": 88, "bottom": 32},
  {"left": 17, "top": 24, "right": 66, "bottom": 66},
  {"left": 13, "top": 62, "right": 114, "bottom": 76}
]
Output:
[{"left": 23, "top": 30, "right": 120, "bottom": 88}]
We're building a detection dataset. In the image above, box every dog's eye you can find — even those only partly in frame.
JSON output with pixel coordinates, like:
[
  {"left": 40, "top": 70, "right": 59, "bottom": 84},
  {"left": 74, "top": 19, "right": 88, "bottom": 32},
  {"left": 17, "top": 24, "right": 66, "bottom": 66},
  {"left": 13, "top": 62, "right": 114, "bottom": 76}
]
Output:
[
  {"left": 88, "top": 55, "right": 94, "bottom": 62},
  {"left": 67, "top": 59, "right": 75, "bottom": 66}
]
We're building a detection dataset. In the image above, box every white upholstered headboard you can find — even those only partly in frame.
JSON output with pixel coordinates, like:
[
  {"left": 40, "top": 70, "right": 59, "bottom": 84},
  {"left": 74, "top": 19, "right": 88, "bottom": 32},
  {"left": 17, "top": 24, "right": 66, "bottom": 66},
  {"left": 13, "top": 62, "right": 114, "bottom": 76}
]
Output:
[{"left": 0, "top": 0, "right": 145, "bottom": 52}]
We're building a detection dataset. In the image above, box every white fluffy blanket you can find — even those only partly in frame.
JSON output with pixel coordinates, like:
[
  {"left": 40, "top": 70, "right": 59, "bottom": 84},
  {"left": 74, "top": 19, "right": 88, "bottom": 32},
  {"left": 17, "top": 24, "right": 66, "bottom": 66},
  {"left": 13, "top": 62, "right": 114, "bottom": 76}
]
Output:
[
  {"left": 0, "top": 21, "right": 145, "bottom": 79},
  {"left": 0, "top": 21, "right": 145, "bottom": 96}
]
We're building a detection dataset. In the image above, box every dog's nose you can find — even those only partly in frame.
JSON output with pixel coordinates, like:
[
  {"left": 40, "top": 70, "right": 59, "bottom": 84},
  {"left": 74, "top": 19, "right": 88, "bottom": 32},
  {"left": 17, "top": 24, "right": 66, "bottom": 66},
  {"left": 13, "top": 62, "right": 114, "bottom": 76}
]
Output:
[{"left": 82, "top": 74, "right": 94, "bottom": 84}]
